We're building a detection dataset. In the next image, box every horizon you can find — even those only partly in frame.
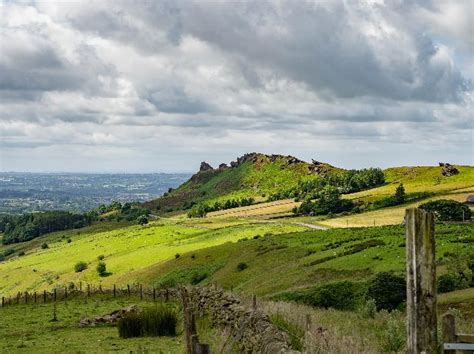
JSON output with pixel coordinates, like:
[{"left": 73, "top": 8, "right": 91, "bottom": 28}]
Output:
[{"left": 1, "top": 1, "right": 473, "bottom": 172}]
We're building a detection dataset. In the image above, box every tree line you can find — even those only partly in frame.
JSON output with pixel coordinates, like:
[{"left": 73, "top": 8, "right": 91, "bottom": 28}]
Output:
[{"left": 187, "top": 197, "right": 255, "bottom": 218}]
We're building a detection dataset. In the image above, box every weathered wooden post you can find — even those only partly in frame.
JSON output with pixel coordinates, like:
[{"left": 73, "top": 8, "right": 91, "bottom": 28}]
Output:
[
  {"left": 1, "top": 297, "right": 4, "bottom": 307},
  {"left": 113, "top": 284, "right": 116, "bottom": 297},
  {"left": 34, "top": 292, "right": 37, "bottom": 303},
  {"left": 43, "top": 290, "right": 47, "bottom": 303},
  {"left": 87, "top": 284, "right": 90, "bottom": 297},
  {"left": 442, "top": 313, "right": 455, "bottom": 354},
  {"left": 16, "top": 292, "right": 20, "bottom": 304},
  {"left": 127, "top": 284, "right": 130, "bottom": 296},
  {"left": 252, "top": 294, "right": 257, "bottom": 310},
  {"left": 406, "top": 208, "right": 437, "bottom": 354},
  {"left": 153, "top": 287, "right": 156, "bottom": 301},
  {"left": 140, "top": 284, "right": 143, "bottom": 300},
  {"left": 64, "top": 287, "right": 68, "bottom": 299},
  {"left": 53, "top": 288, "right": 57, "bottom": 302}
]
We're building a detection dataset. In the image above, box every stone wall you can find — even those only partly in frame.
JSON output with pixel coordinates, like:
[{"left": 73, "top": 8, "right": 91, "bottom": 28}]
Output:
[{"left": 190, "top": 286, "right": 298, "bottom": 353}]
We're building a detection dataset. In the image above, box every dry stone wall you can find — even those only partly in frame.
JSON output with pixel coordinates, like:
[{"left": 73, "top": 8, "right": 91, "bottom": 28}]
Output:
[{"left": 190, "top": 286, "right": 299, "bottom": 354}]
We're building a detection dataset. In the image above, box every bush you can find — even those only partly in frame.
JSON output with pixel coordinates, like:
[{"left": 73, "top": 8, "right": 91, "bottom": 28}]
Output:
[
  {"left": 96, "top": 261, "right": 107, "bottom": 276},
  {"left": 74, "top": 261, "right": 88, "bottom": 273},
  {"left": 18, "top": 251, "right": 26, "bottom": 257},
  {"left": 97, "top": 255, "right": 105, "bottom": 261},
  {"left": 41, "top": 243, "right": 49, "bottom": 249},
  {"left": 437, "top": 274, "right": 460, "bottom": 293},
  {"left": 175, "top": 253, "right": 180, "bottom": 259},
  {"left": 236, "top": 262, "right": 248, "bottom": 271},
  {"left": 305, "top": 281, "right": 359, "bottom": 310},
  {"left": 190, "top": 271, "right": 208, "bottom": 285},
  {"left": 137, "top": 215, "right": 149, "bottom": 225},
  {"left": 419, "top": 199, "right": 471, "bottom": 221},
  {"left": 367, "top": 272, "right": 406, "bottom": 311},
  {"left": 118, "top": 306, "right": 177, "bottom": 338}
]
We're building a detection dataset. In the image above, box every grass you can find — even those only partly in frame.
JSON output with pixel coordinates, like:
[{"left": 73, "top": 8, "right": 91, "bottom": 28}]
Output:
[
  {"left": 132, "top": 223, "right": 474, "bottom": 317},
  {"left": 0, "top": 295, "right": 184, "bottom": 353},
  {"left": 0, "top": 218, "right": 305, "bottom": 296}
]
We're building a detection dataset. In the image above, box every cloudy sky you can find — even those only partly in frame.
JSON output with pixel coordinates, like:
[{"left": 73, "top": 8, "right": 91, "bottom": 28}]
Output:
[{"left": 0, "top": 0, "right": 472, "bottom": 173}]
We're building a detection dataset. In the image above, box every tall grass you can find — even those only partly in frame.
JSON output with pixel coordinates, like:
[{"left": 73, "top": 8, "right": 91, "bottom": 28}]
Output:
[{"left": 118, "top": 305, "right": 177, "bottom": 338}]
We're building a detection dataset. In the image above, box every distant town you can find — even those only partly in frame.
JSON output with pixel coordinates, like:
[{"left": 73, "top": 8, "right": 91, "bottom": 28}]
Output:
[{"left": 0, "top": 173, "right": 190, "bottom": 214}]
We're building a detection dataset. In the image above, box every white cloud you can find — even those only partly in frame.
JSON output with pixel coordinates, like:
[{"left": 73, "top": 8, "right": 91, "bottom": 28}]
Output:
[{"left": 0, "top": 0, "right": 472, "bottom": 172}]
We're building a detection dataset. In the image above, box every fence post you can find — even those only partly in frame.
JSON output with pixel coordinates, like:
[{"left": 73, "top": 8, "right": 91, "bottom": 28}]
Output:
[
  {"left": 405, "top": 208, "right": 437, "bottom": 354},
  {"left": 252, "top": 294, "right": 257, "bottom": 310},
  {"left": 140, "top": 284, "right": 143, "bottom": 300},
  {"left": 165, "top": 287, "right": 169, "bottom": 301},
  {"left": 153, "top": 287, "right": 156, "bottom": 301},
  {"left": 87, "top": 284, "right": 90, "bottom": 297},
  {"left": 34, "top": 292, "right": 37, "bottom": 303},
  {"left": 16, "top": 292, "right": 20, "bottom": 304},
  {"left": 442, "top": 313, "right": 456, "bottom": 354},
  {"left": 195, "top": 343, "right": 210, "bottom": 354},
  {"left": 54, "top": 288, "right": 57, "bottom": 302},
  {"left": 64, "top": 287, "right": 68, "bottom": 299},
  {"left": 43, "top": 290, "right": 47, "bottom": 303},
  {"left": 2, "top": 297, "right": 4, "bottom": 307},
  {"left": 113, "top": 284, "right": 116, "bottom": 298},
  {"left": 127, "top": 284, "right": 130, "bottom": 296},
  {"left": 25, "top": 292, "right": 28, "bottom": 304}
]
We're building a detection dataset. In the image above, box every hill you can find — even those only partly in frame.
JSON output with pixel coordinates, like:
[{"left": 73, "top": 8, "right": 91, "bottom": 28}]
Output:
[{"left": 143, "top": 153, "right": 340, "bottom": 213}]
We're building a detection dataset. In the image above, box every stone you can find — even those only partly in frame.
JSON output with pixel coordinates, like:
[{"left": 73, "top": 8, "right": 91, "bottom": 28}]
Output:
[
  {"left": 199, "top": 161, "right": 214, "bottom": 172},
  {"left": 79, "top": 305, "right": 140, "bottom": 327},
  {"left": 439, "top": 162, "right": 459, "bottom": 177}
]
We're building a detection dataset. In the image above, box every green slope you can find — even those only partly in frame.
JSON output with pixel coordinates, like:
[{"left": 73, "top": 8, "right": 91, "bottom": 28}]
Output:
[{"left": 143, "top": 153, "right": 339, "bottom": 212}]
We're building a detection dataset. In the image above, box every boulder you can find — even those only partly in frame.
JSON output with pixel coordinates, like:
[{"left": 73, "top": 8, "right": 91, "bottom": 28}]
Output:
[
  {"left": 79, "top": 305, "right": 140, "bottom": 327},
  {"left": 199, "top": 161, "right": 214, "bottom": 172},
  {"left": 439, "top": 162, "right": 459, "bottom": 177}
]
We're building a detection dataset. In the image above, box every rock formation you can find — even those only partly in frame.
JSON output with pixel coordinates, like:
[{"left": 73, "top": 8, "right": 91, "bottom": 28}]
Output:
[
  {"left": 199, "top": 161, "right": 214, "bottom": 172},
  {"left": 439, "top": 162, "right": 459, "bottom": 177}
]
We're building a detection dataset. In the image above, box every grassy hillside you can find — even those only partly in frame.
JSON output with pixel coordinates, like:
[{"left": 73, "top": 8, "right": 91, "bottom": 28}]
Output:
[
  {"left": 143, "top": 153, "right": 339, "bottom": 212},
  {"left": 131, "top": 224, "right": 473, "bottom": 301},
  {"left": 0, "top": 218, "right": 305, "bottom": 296}
]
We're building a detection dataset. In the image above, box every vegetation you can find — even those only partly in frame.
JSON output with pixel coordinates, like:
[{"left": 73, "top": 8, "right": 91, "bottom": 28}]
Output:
[
  {"left": 97, "top": 261, "right": 108, "bottom": 277},
  {"left": 420, "top": 199, "right": 472, "bottom": 221},
  {"left": 118, "top": 305, "right": 177, "bottom": 338},
  {"left": 187, "top": 197, "right": 255, "bottom": 218},
  {"left": 0, "top": 211, "right": 96, "bottom": 245},
  {"left": 367, "top": 272, "right": 406, "bottom": 311},
  {"left": 74, "top": 261, "right": 88, "bottom": 273},
  {"left": 294, "top": 186, "right": 355, "bottom": 216}
]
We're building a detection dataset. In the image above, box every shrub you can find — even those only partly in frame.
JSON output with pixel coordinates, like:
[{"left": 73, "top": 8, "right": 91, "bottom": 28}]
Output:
[
  {"left": 190, "top": 271, "right": 208, "bottom": 285},
  {"left": 18, "top": 251, "right": 26, "bottom": 256},
  {"left": 137, "top": 215, "right": 149, "bottom": 225},
  {"left": 175, "top": 253, "right": 180, "bottom": 259},
  {"left": 382, "top": 314, "right": 405, "bottom": 352},
  {"left": 67, "top": 238, "right": 72, "bottom": 243},
  {"left": 41, "top": 243, "right": 49, "bottom": 249},
  {"left": 367, "top": 272, "right": 406, "bottom": 311},
  {"left": 74, "top": 261, "right": 88, "bottom": 273},
  {"left": 96, "top": 261, "right": 107, "bottom": 276},
  {"left": 437, "top": 274, "right": 459, "bottom": 293},
  {"left": 359, "top": 298, "right": 377, "bottom": 319},
  {"left": 305, "top": 281, "right": 359, "bottom": 310},
  {"left": 118, "top": 306, "right": 177, "bottom": 338},
  {"left": 419, "top": 199, "right": 471, "bottom": 221},
  {"left": 97, "top": 255, "right": 105, "bottom": 261},
  {"left": 236, "top": 262, "right": 248, "bottom": 271}
]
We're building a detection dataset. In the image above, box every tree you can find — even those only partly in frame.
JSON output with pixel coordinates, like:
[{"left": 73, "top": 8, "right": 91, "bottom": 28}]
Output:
[
  {"left": 420, "top": 199, "right": 472, "bottom": 221},
  {"left": 367, "top": 272, "right": 406, "bottom": 311},
  {"left": 137, "top": 215, "right": 149, "bottom": 225},
  {"left": 97, "top": 261, "right": 107, "bottom": 276},
  {"left": 394, "top": 183, "right": 405, "bottom": 204}
]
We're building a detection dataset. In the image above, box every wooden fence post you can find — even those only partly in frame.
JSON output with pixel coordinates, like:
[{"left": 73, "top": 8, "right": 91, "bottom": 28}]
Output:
[
  {"left": 113, "top": 284, "right": 116, "bottom": 297},
  {"left": 127, "top": 284, "right": 130, "bottom": 296},
  {"left": 2, "top": 297, "right": 4, "bottom": 307},
  {"left": 64, "top": 287, "right": 68, "bottom": 299},
  {"left": 406, "top": 208, "right": 437, "bottom": 354},
  {"left": 140, "top": 284, "right": 143, "bottom": 300},
  {"left": 252, "top": 294, "right": 257, "bottom": 310},
  {"left": 442, "top": 313, "right": 456, "bottom": 354},
  {"left": 87, "top": 284, "right": 90, "bottom": 297},
  {"left": 24, "top": 292, "right": 28, "bottom": 304},
  {"left": 16, "top": 292, "right": 20, "bottom": 304},
  {"left": 43, "top": 290, "right": 47, "bottom": 303},
  {"left": 34, "top": 292, "right": 37, "bottom": 303},
  {"left": 53, "top": 288, "right": 57, "bottom": 302},
  {"left": 153, "top": 287, "right": 156, "bottom": 301}
]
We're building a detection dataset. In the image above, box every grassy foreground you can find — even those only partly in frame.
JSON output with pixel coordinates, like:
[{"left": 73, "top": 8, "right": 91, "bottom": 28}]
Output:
[{"left": 0, "top": 295, "right": 185, "bottom": 353}]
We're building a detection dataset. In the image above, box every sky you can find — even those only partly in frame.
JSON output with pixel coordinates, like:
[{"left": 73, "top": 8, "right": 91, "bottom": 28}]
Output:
[{"left": 0, "top": 0, "right": 472, "bottom": 173}]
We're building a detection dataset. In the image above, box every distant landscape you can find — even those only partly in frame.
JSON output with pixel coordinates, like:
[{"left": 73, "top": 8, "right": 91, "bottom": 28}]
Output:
[{"left": 0, "top": 173, "right": 190, "bottom": 214}]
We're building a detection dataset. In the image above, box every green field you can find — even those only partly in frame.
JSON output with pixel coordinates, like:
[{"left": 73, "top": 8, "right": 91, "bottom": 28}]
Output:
[{"left": 0, "top": 218, "right": 305, "bottom": 296}]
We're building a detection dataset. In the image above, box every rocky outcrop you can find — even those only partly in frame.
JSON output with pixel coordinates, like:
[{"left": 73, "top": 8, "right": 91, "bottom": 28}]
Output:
[
  {"left": 199, "top": 161, "right": 214, "bottom": 172},
  {"left": 309, "top": 159, "right": 329, "bottom": 174},
  {"left": 439, "top": 162, "right": 459, "bottom": 177},
  {"left": 190, "top": 287, "right": 297, "bottom": 353},
  {"left": 230, "top": 153, "right": 303, "bottom": 168},
  {"left": 218, "top": 163, "right": 228, "bottom": 169},
  {"left": 79, "top": 305, "right": 140, "bottom": 327}
]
